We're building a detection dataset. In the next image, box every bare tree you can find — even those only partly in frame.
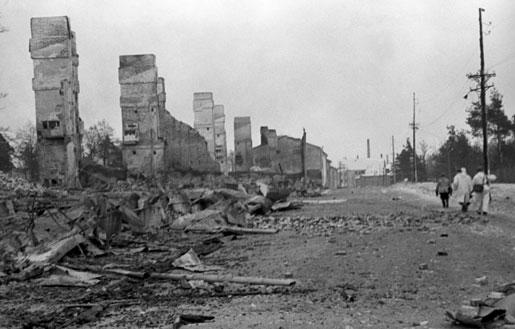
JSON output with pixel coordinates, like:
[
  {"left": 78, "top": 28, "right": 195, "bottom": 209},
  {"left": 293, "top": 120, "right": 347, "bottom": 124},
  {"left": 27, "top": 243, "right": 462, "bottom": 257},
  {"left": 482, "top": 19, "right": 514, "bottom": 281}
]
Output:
[{"left": 83, "top": 119, "right": 116, "bottom": 166}]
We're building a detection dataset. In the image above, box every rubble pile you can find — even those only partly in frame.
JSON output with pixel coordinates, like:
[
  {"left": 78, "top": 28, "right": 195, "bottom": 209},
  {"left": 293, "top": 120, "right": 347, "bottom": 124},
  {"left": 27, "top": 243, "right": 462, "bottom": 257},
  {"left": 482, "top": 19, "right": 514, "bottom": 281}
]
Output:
[
  {"left": 252, "top": 212, "right": 488, "bottom": 236},
  {"left": 0, "top": 177, "right": 303, "bottom": 328},
  {"left": 0, "top": 177, "right": 305, "bottom": 281},
  {"left": 446, "top": 282, "right": 515, "bottom": 328},
  {"left": 0, "top": 172, "right": 45, "bottom": 194}
]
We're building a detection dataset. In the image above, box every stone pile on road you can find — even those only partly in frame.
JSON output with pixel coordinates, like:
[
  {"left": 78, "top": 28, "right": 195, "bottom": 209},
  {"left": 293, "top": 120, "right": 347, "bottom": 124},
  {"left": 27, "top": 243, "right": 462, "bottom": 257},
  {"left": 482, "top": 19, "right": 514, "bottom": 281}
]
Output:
[{"left": 251, "top": 212, "right": 486, "bottom": 236}]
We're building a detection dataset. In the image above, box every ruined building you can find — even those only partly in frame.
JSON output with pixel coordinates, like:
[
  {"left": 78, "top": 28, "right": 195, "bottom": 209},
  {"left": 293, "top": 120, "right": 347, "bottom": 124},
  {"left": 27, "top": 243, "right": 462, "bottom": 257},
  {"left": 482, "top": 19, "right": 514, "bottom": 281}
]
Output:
[
  {"left": 251, "top": 126, "right": 338, "bottom": 187},
  {"left": 213, "top": 105, "right": 228, "bottom": 174},
  {"left": 119, "top": 54, "right": 165, "bottom": 176},
  {"left": 119, "top": 56, "right": 218, "bottom": 175},
  {"left": 29, "top": 16, "right": 82, "bottom": 187},
  {"left": 233, "top": 117, "right": 253, "bottom": 172},
  {"left": 193, "top": 93, "right": 226, "bottom": 174},
  {"left": 253, "top": 126, "right": 278, "bottom": 171}
]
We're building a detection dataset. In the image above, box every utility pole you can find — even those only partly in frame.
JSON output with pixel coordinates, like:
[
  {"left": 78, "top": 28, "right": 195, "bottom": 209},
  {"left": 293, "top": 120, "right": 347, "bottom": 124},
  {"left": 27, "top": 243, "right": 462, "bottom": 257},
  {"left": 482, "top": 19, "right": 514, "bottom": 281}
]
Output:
[
  {"left": 466, "top": 8, "right": 495, "bottom": 174},
  {"left": 301, "top": 128, "right": 307, "bottom": 182},
  {"left": 391, "top": 136, "right": 396, "bottom": 183},
  {"left": 479, "top": 8, "right": 488, "bottom": 174},
  {"left": 409, "top": 92, "right": 418, "bottom": 182}
]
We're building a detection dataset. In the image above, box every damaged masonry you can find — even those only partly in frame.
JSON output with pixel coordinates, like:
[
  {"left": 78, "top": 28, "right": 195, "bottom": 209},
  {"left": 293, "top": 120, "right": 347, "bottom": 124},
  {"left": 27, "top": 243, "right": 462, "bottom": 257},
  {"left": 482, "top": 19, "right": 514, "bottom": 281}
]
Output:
[{"left": 4, "top": 10, "right": 515, "bottom": 329}]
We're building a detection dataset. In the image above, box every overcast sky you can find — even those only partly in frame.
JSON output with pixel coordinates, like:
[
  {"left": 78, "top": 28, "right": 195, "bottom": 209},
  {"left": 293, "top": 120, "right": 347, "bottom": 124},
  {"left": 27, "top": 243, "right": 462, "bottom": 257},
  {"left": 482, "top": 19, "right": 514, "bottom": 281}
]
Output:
[{"left": 1, "top": 0, "right": 514, "bottom": 164}]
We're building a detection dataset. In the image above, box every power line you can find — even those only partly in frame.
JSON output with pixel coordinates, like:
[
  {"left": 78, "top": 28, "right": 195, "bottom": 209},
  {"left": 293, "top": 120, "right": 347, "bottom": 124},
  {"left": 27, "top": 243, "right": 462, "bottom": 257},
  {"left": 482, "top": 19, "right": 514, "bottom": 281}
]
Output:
[{"left": 487, "top": 50, "right": 515, "bottom": 70}]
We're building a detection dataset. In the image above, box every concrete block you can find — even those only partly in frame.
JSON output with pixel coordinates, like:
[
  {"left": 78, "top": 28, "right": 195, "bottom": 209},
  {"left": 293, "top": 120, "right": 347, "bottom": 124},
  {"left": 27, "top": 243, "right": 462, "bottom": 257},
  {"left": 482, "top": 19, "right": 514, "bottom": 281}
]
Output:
[
  {"left": 194, "top": 92, "right": 213, "bottom": 100},
  {"left": 29, "top": 37, "right": 72, "bottom": 59},
  {"left": 119, "top": 54, "right": 156, "bottom": 68},
  {"left": 30, "top": 16, "right": 70, "bottom": 38},
  {"left": 118, "top": 66, "right": 158, "bottom": 84}
]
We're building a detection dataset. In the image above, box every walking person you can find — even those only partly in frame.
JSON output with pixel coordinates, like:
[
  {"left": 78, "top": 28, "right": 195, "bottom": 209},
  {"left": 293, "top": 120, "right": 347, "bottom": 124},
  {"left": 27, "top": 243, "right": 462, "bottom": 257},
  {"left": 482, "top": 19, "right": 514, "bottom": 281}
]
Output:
[
  {"left": 435, "top": 173, "right": 452, "bottom": 208},
  {"left": 452, "top": 167, "right": 473, "bottom": 212},
  {"left": 472, "top": 167, "right": 494, "bottom": 215}
]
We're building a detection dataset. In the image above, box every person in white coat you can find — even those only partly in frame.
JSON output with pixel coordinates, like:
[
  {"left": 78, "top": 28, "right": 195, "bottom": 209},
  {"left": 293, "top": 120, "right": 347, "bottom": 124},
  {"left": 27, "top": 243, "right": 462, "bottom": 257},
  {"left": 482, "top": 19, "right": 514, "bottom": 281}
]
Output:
[
  {"left": 452, "top": 167, "right": 473, "bottom": 212},
  {"left": 472, "top": 167, "right": 495, "bottom": 215}
]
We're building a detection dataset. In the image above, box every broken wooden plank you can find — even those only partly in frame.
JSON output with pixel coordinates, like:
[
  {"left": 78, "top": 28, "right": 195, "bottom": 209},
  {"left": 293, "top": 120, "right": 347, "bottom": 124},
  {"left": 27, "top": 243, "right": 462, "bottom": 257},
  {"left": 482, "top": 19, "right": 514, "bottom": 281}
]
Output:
[
  {"left": 221, "top": 226, "right": 279, "bottom": 235},
  {"left": 19, "top": 232, "right": 85, "bottom": 266},
  {"left": 104, "top": 269, "right": 296, "bottom": 286}
]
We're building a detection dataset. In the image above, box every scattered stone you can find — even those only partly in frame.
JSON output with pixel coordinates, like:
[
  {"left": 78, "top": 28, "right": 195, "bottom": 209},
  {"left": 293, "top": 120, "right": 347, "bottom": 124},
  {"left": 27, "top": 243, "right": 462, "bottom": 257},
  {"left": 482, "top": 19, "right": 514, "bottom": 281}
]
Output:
[
  {"left": 437, "top": 250, "right": 448, "bottom": 256},
  {"left": 475, "top": 276, "right": 488, "bottom": 286},
  {"left": 419, "top": 263, "right": 428, "bottom": 270}
]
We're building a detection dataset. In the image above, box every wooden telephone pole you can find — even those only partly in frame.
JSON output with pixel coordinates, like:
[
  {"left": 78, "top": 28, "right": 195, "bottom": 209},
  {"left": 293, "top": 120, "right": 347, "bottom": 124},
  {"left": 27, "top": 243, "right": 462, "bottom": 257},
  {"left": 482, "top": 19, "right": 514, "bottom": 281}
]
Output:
[
  {"left": 479, "top": 8, "right": 489, "bottom": 173},
  {"left": 409, "top": 92, "right": 418, "bottom": 182},
  {"left": 466, "top": 8, "right": 495, "bottom": 173}
]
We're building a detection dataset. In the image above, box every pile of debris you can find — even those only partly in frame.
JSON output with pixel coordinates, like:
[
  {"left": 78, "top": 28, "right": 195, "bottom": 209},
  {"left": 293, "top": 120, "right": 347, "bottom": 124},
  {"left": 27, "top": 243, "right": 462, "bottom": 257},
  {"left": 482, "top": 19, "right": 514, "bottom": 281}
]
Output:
[
  {"left": 0, "top": 177, "right": 307, "bottom": 328},
  {"left": 446, "top": 282, "right": 515, "bottom": 327},
  {"left": 0, "top": 172, "right": 45, "bottom": 194},
  {"left": 0, "top": 176, "right": 307, "bottom": 281}
]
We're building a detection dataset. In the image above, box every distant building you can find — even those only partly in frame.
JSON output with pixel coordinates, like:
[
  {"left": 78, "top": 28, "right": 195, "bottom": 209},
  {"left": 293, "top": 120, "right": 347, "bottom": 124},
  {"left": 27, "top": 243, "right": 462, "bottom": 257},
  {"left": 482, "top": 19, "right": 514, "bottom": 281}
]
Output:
[
  {"left": 341, "top": 157, "right": 391, "bottom": 187},
  {"left": 193, "top": 93, "right": 227, "bottom": 174},
  {"left": 253, "top": 126, "right": 279, "bottom": 171},
  {"left": 251, "top": 127, "right": 337, "bottom": 188},
  {"left": 233, "top": 117, "right": 253, "bottom": 172}
]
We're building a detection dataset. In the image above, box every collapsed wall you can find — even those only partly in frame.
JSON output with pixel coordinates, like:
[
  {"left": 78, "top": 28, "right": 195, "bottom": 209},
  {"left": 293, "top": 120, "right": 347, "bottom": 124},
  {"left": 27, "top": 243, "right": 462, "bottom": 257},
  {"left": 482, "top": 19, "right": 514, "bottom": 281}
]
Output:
[
  {"left": 119, "top": 54, "right": 165, "bottom": 176},
  {"left": 157, "top": 78, "right": 219, "bottom": 173},
  {"left": 29, "top": 16, "right": 82, "bottom": 187},
  {"left": 160, "top": 110, "right": 221, "bottom": 173}
]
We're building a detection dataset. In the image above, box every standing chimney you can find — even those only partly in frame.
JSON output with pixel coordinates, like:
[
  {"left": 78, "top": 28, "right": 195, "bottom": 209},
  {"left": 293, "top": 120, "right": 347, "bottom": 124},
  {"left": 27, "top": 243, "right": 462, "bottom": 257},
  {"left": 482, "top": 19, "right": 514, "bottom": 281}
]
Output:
[{"left": 367, "top": 139, "right": 370, "bottom": 158}]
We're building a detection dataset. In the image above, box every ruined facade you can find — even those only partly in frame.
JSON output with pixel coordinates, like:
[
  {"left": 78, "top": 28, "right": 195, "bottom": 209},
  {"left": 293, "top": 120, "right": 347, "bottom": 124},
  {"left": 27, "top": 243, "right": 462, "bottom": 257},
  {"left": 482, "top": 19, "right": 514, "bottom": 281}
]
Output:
[
  {"left": 276, "top": 136, "right": 328, "bottom": 185},
  {"left": 30, "top": 16, "right": 82, "bottom": 187},
  {"left": 193, "top": 93, "right": 226, "bottom": 173},
  {"left": 253, "top": 126, "right": 279, "bottom": 171},
  {"left": 213, "top": 105, "right": 228, "bottom": 174},
  {"left": 119, "top": 54, "right": 164, "bottom": 176},
  {"left": 193, "top": 93, "right": 215, "bottom": 154},
  {"left": 233, "top": 117, "right": 253, "bottom": 172},
  {"left": 251, "top": 127, "right": 337, "bottom": 187}
]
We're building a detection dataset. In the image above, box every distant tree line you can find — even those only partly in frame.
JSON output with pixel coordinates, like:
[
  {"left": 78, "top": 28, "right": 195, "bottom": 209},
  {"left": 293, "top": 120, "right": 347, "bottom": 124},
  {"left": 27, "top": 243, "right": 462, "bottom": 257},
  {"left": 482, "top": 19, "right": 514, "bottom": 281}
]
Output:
[{"left": 395, "top": 88, "right": 515, "bottom": 182}]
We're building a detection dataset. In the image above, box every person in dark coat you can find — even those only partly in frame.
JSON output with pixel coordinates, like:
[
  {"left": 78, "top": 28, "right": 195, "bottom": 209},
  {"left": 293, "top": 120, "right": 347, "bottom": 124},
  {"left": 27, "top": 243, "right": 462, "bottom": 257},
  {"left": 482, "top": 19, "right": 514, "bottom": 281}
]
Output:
[{"left": 436, "top": 173, "right": 452, "bottom": 208}]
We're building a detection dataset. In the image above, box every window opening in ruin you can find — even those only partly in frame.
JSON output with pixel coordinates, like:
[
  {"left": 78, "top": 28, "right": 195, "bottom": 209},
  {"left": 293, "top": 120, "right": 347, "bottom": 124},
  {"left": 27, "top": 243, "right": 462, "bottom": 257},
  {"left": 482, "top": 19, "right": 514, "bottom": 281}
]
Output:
[
  {"left": 207, "top": 127, "right": 210, "bottom": 131},
  {"left": 124, "top": 123, "right": 139, "bottom": 144},
  {"left": 153, "top": 151, "right": 156, "bottom": 155},
  {"left": 42, "top": 120, "right": 61, "bottom": 129},
  {"left": 132, "top": 151, "right": 136, "bottom": 155}
]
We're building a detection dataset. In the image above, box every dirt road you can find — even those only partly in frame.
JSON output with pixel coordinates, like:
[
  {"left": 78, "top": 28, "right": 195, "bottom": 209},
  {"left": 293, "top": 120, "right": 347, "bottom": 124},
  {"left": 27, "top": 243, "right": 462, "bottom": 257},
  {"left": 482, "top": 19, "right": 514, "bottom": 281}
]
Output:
[{"left": 2, "top": 183, "right": 515, "bottom": 328}]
